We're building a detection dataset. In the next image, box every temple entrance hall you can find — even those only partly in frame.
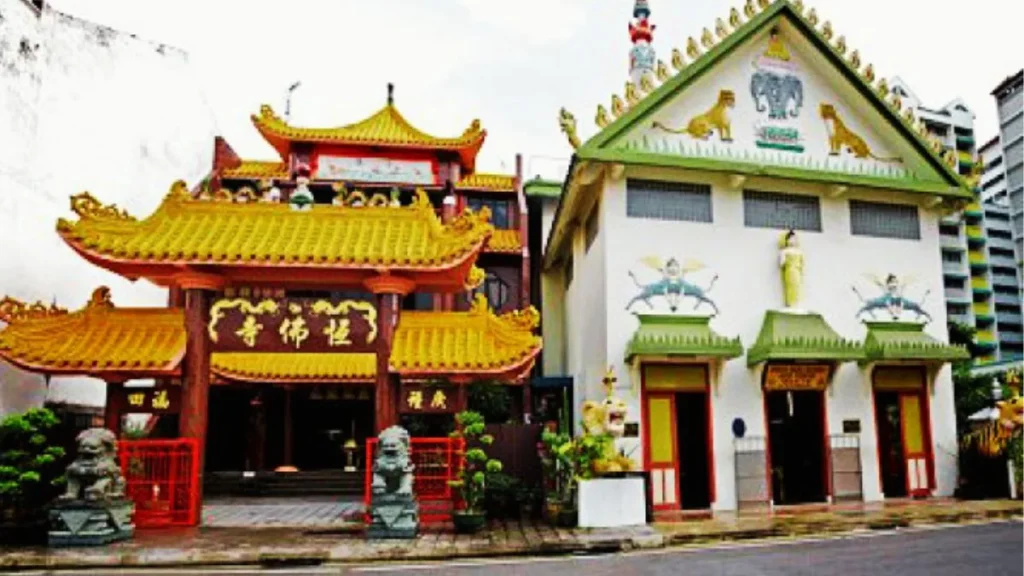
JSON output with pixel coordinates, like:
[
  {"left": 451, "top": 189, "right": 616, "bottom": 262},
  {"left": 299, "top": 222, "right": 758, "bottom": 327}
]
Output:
[
  {"left": 204, "top": 385, "right": 375, "bottom": 497},
  {"left": 766, "top": 390, "right": 827, "bottom": 505}
]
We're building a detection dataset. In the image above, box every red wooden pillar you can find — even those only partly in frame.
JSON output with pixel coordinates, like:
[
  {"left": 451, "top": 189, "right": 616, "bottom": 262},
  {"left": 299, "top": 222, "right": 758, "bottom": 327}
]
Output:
[
  {"left": 441, "top": 195, "right": 457, "bottom": 312},
  {"left": 180, "top": 286, "right": 213, "bottom": 517},
  {"left": 365, "top": 276, "right": 415, "bottom": 433},
  {"left": 104, "top": 382, "right": 123, "bottom": 434},
  {"left": 282, "top": 386, "right": 294, "bottom": 467}
]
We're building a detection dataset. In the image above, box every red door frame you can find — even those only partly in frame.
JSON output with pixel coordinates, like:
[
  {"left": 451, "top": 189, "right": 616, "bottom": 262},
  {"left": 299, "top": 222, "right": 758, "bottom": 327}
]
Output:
[
  {"left": 870, "top": 366, "right": 936, "bottom": 498},
  {"left": 643, "top": 391, "right": 680, "bottom": 511},
  {"left": 639, "top": 362, "right": 716, "bottom": 510},
  {"left": 761, "top": 363, "right": 833, "bottom": 506}
]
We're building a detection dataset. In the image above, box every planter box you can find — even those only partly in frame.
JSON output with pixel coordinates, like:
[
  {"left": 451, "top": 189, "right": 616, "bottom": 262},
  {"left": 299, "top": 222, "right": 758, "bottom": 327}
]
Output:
[{"left": 577, "top": 477, "right": 646, "bottom": 528}]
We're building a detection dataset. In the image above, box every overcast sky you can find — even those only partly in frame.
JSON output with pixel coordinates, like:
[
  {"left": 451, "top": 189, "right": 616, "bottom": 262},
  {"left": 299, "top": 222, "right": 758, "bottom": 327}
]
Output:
[{"left": 49, "top": 0, "right": 1024, "bottom": 178}]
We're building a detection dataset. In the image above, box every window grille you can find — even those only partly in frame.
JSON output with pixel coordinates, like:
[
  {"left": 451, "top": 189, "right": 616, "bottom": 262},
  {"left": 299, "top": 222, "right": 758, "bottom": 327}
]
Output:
[
  {"left": 742, "top": 190, "right": 821, "bottom": 231},
  {"left": 947, "top": 303, "right": 969, "bottom": 315},
  {"left": 626, "top": 180, "right": 712, "bottom": 223},
  {"left": 849, "top": 200, "right": 920, "bottom": 240},
  {"left": 466, "top": 197, "right": 512, "bottom": 229},
  {"left": 942, "top": 252, "right": 962, "bottom": 263}
]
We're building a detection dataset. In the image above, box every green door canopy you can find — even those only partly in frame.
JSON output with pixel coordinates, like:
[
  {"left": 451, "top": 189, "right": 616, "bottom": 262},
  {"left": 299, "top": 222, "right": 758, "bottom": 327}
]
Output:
[
  {"left": 625, "top": 314, "right": 743, "bottom": 362},
  {"left": 861, "top": 321, "right": 969, "bottom": 365},
  {"left": 747, "top": 310, "right": 864, "bottom": 366}
]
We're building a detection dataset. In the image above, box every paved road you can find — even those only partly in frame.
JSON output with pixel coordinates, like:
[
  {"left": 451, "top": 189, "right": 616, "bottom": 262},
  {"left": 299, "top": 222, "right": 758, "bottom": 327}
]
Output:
[{"left": 9, "top": 521, "right": 1021, "bottom": 575}]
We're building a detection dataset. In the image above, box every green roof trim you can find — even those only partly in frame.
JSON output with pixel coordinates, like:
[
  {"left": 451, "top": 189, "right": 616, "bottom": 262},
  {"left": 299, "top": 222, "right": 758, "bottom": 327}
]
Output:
[
  {"left": 577, "top": 148, "right": 964, "bottom": 197},
  {"left": 861, "top": 321, "right": 969, "bottom": 364},
  {"left": 575, "top": 0, "right": 969, "bottom": 198},
  {"left": 523, "top": 178, "right": 563, "bottom": 199},
  {"left": 625, "top": 314, "right": 743, "bottom": 361},
  {"left": 747, "top": 310, "right": 864, "bottom": 366}
]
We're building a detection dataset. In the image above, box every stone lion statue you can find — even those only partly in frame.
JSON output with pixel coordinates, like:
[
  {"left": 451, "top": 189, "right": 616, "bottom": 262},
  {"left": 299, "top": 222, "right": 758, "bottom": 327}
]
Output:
[
  {"left": 371, "top": 425, "right": 414, "bottom": 496},
  {"left": 61, "top": 428, "right": 126, "bottom": 501}
]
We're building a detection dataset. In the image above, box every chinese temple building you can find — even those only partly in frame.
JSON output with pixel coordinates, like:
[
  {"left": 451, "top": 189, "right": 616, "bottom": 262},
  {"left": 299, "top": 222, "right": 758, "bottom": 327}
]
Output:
[
  {"left": 542, "top": 0, "right": 971, "bottom": 514},
  {"left": 0, "top": 85, "right": 540, "bottom": 501}
]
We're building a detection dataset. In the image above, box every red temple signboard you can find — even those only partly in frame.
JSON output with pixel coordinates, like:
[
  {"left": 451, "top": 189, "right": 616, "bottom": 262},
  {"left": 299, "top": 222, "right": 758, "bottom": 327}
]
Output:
[
  {"left": 763, "top": 364, "right": 831, "bottom": 391},
  {"left": 399, "top": 383, "right": 463, "bottom": 414},
  {"left": 207, "top": 297, "right": 378, "bottom": 353},
  {"left": 115, "top": 387, "right": 181, "bottom": 414}
]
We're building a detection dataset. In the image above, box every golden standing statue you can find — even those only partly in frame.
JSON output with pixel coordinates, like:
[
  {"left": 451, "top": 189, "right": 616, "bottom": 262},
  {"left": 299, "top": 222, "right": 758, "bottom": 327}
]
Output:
[{"left": 778, "top": 230, "right": 804, "bottom": 309}]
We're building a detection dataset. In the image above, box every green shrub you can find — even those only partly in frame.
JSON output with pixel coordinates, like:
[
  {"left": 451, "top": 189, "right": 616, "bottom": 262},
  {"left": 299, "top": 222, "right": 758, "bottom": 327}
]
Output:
[
  {"left": 0, "top": 408, "right": 66, "bottom": 515},
  {"left": 448, "top": 410, "right": 503, "bottom": 514}
]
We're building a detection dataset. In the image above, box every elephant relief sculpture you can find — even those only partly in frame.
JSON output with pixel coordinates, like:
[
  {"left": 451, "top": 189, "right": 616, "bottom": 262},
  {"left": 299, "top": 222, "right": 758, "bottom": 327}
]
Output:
[{"left": 750, "top": 71, "right": 803, "bottom": 120}]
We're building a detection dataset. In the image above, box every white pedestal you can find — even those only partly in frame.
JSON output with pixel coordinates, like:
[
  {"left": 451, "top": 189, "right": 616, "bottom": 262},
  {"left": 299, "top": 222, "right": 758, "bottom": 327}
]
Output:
[{"left": 577, "top": 477, "right": 646, "bottom": 528}]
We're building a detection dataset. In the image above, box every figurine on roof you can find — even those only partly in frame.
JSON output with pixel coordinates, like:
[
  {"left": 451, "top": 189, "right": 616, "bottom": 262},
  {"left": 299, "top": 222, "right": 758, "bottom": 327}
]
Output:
[
  {"left": 628, "top": 0, "right": 656, "bottom": 86},
  {"left": 290, "top": 164, "right": 314, "bottom": 211}
]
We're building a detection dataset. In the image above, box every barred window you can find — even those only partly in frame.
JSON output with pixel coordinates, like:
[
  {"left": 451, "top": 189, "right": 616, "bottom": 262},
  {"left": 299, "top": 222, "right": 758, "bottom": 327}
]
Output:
[
  {"left": 942, "top": 251, "right": 962, "bottom": 263},
  {"left": 947, "top": 303, "right": 969, "bottom": 315},
  {"left": 626, "top": 180, "right": 712, "bottom": 223},
  {"left": 849, "top": 200, "right": 920, "bottom": 240},
  {"left": 742, "top": 190, "right": 822, "bottom": 231}
]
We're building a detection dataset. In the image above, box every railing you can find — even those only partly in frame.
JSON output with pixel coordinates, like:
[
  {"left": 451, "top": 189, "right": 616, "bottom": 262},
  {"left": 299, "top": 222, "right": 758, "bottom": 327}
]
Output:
[
  {"left": 364, "top": 437, "right": 464, "bottom": 524},
  {"left": 829, "top": 435, "right": 862, "bottom": 502},
  {"left": 734, "top": 436, "right": 769, "bottom": 510},
  {"left": 118, "top": 439, "right": 200, "bottom": 528}
]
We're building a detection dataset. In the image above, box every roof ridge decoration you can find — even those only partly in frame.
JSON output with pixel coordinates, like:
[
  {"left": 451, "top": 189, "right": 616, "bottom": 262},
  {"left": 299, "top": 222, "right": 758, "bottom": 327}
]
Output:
[
  {"left": 0, "top": 297, "right": 68, "bottom": 324},
  {"left": 0, "top": 290, "right": 541, "bottom": 382},
  {"left": 557, "top": 0, "right": 969, "bottom": 193},
  {"left": 251, "top": 102, "right": 487, "bottom": 170},
  {"left": 0, "top": 287, "right": 186, "bottom": 375},
  {"left": 57, "top": 184, "right": 495, "bottom": 272}
]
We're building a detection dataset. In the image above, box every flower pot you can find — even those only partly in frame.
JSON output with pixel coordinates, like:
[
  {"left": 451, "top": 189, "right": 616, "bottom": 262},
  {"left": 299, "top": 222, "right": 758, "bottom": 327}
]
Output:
[
  {"left": 452, "top": 511, "right": 487, "bottom": 534},
  {"left": 544, "top": 499, "right": 562, "bottom": 524},
  {"left": 556, "top": 507, "right": 577, "bottom": 528}
]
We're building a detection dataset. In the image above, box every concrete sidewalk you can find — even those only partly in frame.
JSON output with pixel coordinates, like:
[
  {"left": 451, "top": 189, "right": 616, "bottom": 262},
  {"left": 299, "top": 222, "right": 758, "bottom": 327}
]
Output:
[{"left": 0, "top": 500, "right": 1019, "bottom": 570}]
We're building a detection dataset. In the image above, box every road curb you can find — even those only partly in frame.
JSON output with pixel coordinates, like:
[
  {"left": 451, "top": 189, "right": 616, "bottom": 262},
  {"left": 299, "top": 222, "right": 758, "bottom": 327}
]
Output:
[{"left": 1, "top": 504, "right": 1020, "bottom": 570}]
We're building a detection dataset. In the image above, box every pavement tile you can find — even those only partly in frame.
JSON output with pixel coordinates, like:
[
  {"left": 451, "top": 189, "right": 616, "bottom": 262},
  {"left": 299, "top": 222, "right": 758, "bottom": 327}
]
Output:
[{"left": 0, "top": 499, "right": 1020, "bottom": 570}]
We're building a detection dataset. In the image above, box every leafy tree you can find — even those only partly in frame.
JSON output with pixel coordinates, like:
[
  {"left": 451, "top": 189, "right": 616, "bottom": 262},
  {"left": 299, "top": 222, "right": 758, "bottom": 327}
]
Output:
[
  {"left": 0, "top": 408, "right": 66, "bottom": 515},
  {"left": 467, "top": 379, "right": 512, "bottom": 424}
]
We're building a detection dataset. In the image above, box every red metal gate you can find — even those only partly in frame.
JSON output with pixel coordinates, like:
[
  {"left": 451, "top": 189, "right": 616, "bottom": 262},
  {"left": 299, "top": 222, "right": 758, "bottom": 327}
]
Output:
[
  {"left": 118, "top": 439, "right": 200, "bottom": 528},
  {"left": 364, "top": 437, "right": 464, "bottom": 523}
]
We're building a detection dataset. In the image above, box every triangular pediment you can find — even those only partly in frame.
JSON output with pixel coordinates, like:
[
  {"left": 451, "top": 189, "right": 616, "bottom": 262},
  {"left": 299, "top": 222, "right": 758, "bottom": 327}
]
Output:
[{"left": 578, "top": 1, "right": 970, "bottom": 199}]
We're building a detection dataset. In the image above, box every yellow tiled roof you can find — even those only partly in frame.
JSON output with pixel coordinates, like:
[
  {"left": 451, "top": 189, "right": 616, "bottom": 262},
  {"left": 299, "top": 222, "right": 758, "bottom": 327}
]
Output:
[
  {"left": 0, "top": 290, "right": 541, "bottom": 382},
  {"left": 252, "top": 104, "right": 486, "bottom": 170},
  {"left": 212, "top": 353, "right": 376, "bottom": 383},
  {"left": 485, "top": 229, "right": 523, "bottom": 253},
  {"left": 57, "top": 183, "right": 493, "bottom": 270},
  {"left": 391, "top": 294, "right": 540, "bottom": 378},
  {"left": 0, "top": 288, "right": 185, "bottom": 376},
  {"left": 221, "top": 160, "right": 289, "bottom": 180},
  {"left": 456, "top": 173, "right": 516, "bottom": 192}
]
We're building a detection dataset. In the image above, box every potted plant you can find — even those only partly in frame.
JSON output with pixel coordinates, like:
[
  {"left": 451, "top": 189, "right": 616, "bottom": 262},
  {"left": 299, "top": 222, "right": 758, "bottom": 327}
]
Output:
[
  {"left": 0, "top": 408, "right": 67, "bottom": 545},
  {"left": 539, "top": 430, "right": 576, "bottom": 526},
  {"left": 448, "top": 410, "right": 503, "bottom": 534}
]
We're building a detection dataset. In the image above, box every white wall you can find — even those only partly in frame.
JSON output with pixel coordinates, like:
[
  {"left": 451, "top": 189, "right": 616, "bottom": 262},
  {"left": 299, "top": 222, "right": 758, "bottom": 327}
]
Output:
[
  {"left": 0, "top": 0, "right": 216, "bottom": 414},
  {"left": 563, "top": 199, "right": 609, "bottom": 434},
  {"left": 586, "top": 165, "right": 957, "bottom": 509}
]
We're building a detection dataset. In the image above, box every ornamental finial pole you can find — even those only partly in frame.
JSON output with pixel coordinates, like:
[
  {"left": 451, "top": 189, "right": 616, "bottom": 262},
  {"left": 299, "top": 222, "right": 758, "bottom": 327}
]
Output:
[
  {"left": 628, "top": 0, "right": 656, "bottom": 87},
  {"left": 387, "top": 83, "right": 394, "bottom": 106}
]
